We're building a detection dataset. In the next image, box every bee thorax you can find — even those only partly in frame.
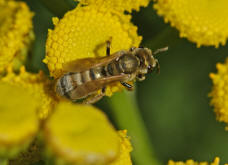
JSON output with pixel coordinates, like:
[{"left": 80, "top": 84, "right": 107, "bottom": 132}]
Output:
[{"left": 118, "top": 54, "right": 138, "bottom": 74}]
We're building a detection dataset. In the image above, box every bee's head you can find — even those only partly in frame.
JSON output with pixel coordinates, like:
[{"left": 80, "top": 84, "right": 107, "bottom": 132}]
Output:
[{"left": 130, "top": 47, "right": 159, "bottom": 81}]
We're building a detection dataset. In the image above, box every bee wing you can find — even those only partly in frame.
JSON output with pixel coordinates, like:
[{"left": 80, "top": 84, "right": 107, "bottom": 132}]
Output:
[
  {"left": 69, "top": 74, "right": 130, "bottom": 100},
  {"left": 62, "top": 51, "right": 126, "bottom": 72}
]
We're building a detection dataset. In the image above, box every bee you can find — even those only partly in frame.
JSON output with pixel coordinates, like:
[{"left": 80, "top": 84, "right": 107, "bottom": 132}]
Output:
[{"left": 56, "top": 41, "right": 168, "bottom": 104}]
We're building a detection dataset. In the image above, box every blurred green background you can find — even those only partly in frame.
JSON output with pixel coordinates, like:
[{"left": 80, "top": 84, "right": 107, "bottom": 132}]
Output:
[{"left": 23, "top": 1, "right": 228, "bottom": 164}]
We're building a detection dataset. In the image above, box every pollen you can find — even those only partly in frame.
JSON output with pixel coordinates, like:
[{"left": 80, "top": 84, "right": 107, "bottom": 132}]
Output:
[
  {"left": 154, "top": 0, "right": 228, "bottom": 48},
  {"left": 209, "top": 58, "right": 228, "bottom": 130},
  {"left": 0, "top": 82, "right": 39, "bottom": 158},
  {"left": 0, "top": 0, "right": 34, "bottom": 72},
  {"left": 1, "top": 66, "right": 58, "bottom": 120},
  {"left": 44, "top": 102, "right": 120, "bottom": 165}
]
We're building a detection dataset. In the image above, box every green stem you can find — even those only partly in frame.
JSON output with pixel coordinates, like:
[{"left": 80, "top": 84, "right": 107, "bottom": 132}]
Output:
[
  {"left": 38, "top": 0, "right": 78, "bottom": 17},
  {"left": 108, "top": 90, "right": 160, "bottom": 165}
]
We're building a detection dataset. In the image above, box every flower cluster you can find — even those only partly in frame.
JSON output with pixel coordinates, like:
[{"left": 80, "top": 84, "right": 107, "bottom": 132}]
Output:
[
  {"left": 153, "top": 0, "right": 228, "bottom": 48},
  {"left": 0, "top": 0, "right": 151, "bottom": 164}
]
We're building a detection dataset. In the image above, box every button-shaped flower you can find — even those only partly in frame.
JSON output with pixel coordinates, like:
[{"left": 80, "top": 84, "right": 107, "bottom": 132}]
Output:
[
  {"left": 1, "top": 67, "right": 58, "bottom": 120},
  {"left": 168, "top": 157, "right": 221, "bottom": 165},
  {"left": 154, "top": 0, "right": 228, "bottom": 48},
  {"left": 0, "top": 0, "right": 34, "bottom": 72},
  {"left": 0, "top": 82, "right": 39, "bottom": 158},
  {"left": 43, "top": 1, "right": 145, "bottom": 96},
  {"left": 44, "top": 102, "right": 132, "bottom": 165},
  {"left": 209, "top": 58, "right": 228, "bottom": 129}
]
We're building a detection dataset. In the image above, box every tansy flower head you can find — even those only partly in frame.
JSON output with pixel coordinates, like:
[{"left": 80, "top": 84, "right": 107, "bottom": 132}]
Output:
[
  {"left": 0, "top": 0, "right": 34, "bottom": 72},
  {"left": 44, "top": 102, "right": 132, "bottom": 165},
  {"left": 168, "top": 157, "right": 221, "bottom": 165},
  {"left": 154, "top": 0, "right": 228, "bottom": 48},
  {"left": 44, "top": 2, "right": 143, "bottom": 96},
  {"left": 110, "top": 130, "right": 132, "bottom": 165},
  {"left": 1, "top": 67, "right": 58, "bottom": 120},
  {"left": 0, "top": 82, "right": 39, "bottom": 158},
  {"left": 209, "top": 58, "right": 228, "bottom": 130}
]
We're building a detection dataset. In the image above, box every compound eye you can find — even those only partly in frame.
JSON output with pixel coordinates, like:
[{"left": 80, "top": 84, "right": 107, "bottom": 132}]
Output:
[{"left": 147, "top": 65, "right": 154, "bottom": 73}]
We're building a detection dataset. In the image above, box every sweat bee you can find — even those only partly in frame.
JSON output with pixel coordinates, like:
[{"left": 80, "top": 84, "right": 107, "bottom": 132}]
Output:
[{"left": 56, "top": 41, "right": 168, "bottom": 104}]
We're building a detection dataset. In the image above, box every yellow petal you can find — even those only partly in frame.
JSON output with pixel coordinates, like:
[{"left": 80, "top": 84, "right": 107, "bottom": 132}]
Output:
[
  {"left": 154, "top": 0, "right": 228, "bottom": 48},
  {"left": 0, "top": 0, "right": 34, "bottom": 72},
  {"left": 0, "top": 82, "right": 39, "bottom": 158},
  {"left": 44, "top": 102, "right": 120, "bottom": 165},
  {"left": 1, "top": 66, "right": 58, "bottom": 120},
  {"left": 209, "top": 58, "right": 228, "bottom": 130}
]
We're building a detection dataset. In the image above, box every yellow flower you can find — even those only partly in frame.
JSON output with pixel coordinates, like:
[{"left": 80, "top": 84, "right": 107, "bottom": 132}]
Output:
[
  {"left": 209, "top": 58, "right": 228, "bottom": 129},
  {"left": 0, "top": 82, "right": 39, "bottom": 158},
  {"left": 44, "top": 102, "right": 132, "bottom": 165},
  {"left": 168, "top": 157, "right": 221, "bottom": 165},
  {"left": 44, "top": 2, "right": 142, "bottom": 96},
  {"left": 0, "top": 0, "right": 34, "bottom": 72},
  {"left": 153, "top": 0, "right": 228, "bottom": 48},
  {"left": 1, "top": 66, "right": 58, "bottom": 120},
  {"left": 78, "top": 0, "right": 150, "bottom": 13}
]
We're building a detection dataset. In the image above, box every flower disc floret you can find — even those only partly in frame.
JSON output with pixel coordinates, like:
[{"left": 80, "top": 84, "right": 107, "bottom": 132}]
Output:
[
  {"left": 209, "top": 58, "right": 228, "bottom": 129},
  {"left": 0, "top": 0, "right": 34, "bottom": 72},
  {"left": 154, "top": 0, "right": 228, "bottom": 47}
]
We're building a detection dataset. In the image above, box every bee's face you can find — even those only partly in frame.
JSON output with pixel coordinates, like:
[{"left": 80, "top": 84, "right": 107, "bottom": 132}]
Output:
[{"left": 132, "top": 48, "right": 157, "bottom": 75}]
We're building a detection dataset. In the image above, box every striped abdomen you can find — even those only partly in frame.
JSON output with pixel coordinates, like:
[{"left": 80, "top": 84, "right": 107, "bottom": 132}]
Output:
[{"left": 56, "top": 62, "right": 122, "bottom": 100}]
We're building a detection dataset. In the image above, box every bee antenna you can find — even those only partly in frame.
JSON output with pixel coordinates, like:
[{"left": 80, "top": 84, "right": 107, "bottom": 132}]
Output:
[{"left": 153, "top": 46, "right": 168, "bottom": 55}]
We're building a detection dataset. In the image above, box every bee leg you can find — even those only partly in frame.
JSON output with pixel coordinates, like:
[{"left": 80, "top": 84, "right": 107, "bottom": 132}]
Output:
[
  {"left": 83, "top": 87, "right": 106, "bottom": 104},
  {"left": 106, "top": 41, "right": 111, "bottom": 56},
  {"left": 120, "top": 82, "right": 133, "bottom": 91}
]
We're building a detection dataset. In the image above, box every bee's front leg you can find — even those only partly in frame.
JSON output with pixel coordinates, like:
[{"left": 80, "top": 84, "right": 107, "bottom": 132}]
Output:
[
  {"left": 83, "top": 87, "right": 106, "bottom": 104},
  {"left": 120, "top": 82, "right": 134, "bottom": 91},
  {"left": 106, "top": 41, "right": 111, "bottom": 56}
]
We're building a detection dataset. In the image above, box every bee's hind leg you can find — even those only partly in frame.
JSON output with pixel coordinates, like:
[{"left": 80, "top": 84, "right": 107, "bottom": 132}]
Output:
[{"left": 83, "top": 87, "right": 106, "bottom": 104}]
